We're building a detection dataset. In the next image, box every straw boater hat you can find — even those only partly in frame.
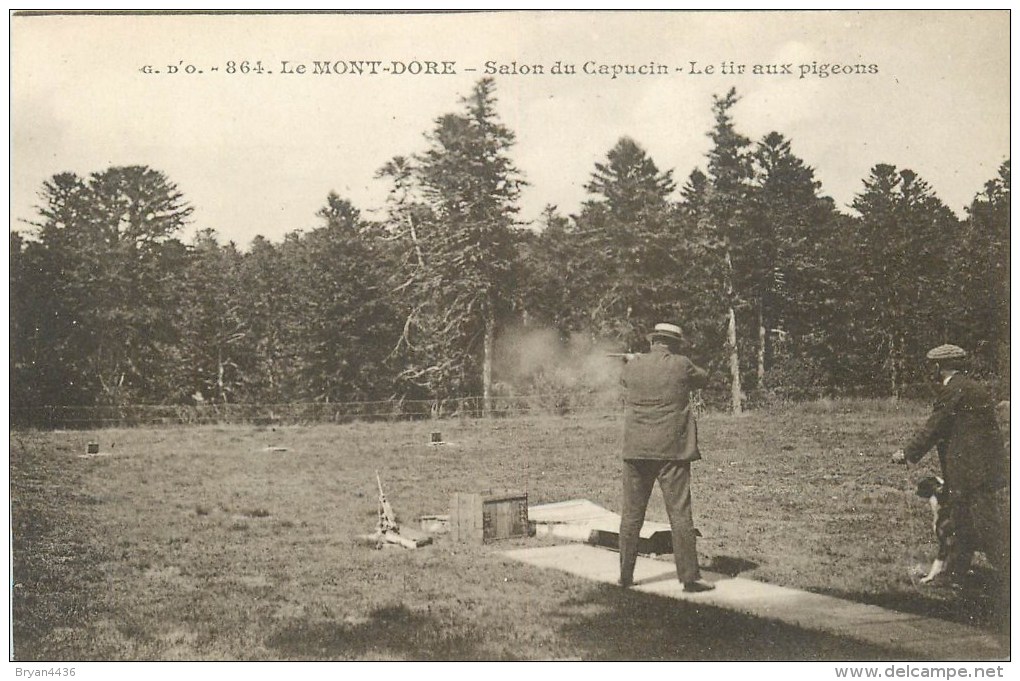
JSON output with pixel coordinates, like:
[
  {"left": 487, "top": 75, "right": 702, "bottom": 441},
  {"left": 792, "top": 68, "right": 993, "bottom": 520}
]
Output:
[
  {"left": 926, "top": 344, "right": 967, "bottom": 361},
  {"left": 648, "top": 323, "right": 684, "bottom": 344}
]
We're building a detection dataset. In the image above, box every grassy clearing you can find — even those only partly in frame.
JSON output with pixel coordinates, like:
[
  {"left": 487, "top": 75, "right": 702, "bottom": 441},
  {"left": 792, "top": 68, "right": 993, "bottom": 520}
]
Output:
[{"left": 10, "top": 400, "right": 1010, "bottom": 660}]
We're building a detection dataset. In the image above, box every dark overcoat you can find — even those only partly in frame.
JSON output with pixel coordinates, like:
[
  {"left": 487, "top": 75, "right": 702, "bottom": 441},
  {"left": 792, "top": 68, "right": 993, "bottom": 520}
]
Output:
[
  {"left": 621, "top": 345, "right": 708, "bottom": 461},
  {"left": 905, "top": 373, "right": 1008, "bottom": 496}
]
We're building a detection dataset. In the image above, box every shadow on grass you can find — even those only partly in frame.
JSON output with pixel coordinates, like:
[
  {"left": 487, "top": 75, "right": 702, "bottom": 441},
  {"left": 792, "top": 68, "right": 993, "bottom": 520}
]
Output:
[
  {"left": 705, "top": 555, "right": 758, "bottom": 576},
  {"left": 265, "top": 588, "right": 909, "bottom": 661},
  {"left": 554, "top": 584, "right": 915, "bottom": 661},
  {"left": 266, "top": 604, "right": 497, "bottom": 660},
  {"left": 819, "top": 569, "right": 1010, "bottom": 636},
  {"left": 11, "top": 438, "right": 110, "bottom": 661}
]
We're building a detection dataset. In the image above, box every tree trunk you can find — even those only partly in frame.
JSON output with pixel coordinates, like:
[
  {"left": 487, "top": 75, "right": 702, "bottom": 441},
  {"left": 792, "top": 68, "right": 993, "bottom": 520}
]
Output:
[
  {"left": 725, "top": 248, "right": 743, "bottom": 415},
  {"left": 757, "top": 299, "right": 766, "bottom": 387},
  {"left": 483, "top": 308, "right": 495, "bottom": 417},
  {"left": 889, "top": 332, "right": 899, "bottom": 401},
  {"left": 728, "top": 305, "right": 742, "bottom": 415},
  {"left": 217, "top": 349, "right": 226, "bottom": 403},
  {"left": 406, "top": 215, "right": 425, "bottom": 269}
]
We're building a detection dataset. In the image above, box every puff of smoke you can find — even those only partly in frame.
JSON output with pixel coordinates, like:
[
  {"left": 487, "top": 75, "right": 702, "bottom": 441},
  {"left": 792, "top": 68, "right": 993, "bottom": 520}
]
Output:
[{"left": 492, "top": 325, "right": 627, "bottom": 397}]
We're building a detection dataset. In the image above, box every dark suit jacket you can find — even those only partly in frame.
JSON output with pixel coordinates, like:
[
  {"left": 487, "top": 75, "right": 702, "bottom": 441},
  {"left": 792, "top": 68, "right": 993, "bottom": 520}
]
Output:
[
  {"left": 905, "top": 373, "right": 1008, "bottom": 496},
  {"left": 621, "top": 345, "right": 709, "bottom": 461}
]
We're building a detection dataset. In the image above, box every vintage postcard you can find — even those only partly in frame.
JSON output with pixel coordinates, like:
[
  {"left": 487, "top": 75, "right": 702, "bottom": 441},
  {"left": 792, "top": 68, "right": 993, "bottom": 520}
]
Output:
[{"left": 10, "top": 10, "right": 1011, "bottom": 672}]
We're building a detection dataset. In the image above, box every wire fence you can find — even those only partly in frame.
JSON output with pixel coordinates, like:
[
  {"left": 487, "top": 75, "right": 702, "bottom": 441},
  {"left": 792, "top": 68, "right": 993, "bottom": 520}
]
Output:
[
  {"left": 11, "top": 380, "right": 1005, "bottom": 430},
  {"left": 10, "top": 392, "right": 621, "bottom": 429}
]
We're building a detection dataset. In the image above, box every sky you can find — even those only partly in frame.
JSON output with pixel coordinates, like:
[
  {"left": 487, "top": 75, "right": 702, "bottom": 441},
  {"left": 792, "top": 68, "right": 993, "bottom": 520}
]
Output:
[{"left": 11, "top": 10, "right": 1011, "bottom": 249}]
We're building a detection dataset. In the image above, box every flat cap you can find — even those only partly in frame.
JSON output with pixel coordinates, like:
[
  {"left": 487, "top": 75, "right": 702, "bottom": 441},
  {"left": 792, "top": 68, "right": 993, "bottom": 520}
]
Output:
[{"left": 926, "top": 344, "right": 967, "bottom": 361}]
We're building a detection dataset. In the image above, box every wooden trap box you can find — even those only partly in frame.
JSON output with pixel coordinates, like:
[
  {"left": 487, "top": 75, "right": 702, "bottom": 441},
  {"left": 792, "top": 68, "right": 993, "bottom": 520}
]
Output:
[{"left": 450, "top": 491, "right": 529, "bottom": 543}]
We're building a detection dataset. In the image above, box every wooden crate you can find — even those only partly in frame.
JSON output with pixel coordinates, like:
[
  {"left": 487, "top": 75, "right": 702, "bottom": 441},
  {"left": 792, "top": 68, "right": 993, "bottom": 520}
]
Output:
[{"left": 450, "top": 491, "right": 529, "bottom": 543}]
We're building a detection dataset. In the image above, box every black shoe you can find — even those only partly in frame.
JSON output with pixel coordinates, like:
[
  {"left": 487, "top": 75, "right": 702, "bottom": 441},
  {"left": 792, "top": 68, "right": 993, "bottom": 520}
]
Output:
[{"left": 682, "top": 580, "right": 715, "bottom": 593}]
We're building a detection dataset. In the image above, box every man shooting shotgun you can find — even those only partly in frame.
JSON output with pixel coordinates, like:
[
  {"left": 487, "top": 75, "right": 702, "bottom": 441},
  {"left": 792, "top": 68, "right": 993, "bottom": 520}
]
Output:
[{"left": 617, "top": 323, "right": 714, "bottom": 593}]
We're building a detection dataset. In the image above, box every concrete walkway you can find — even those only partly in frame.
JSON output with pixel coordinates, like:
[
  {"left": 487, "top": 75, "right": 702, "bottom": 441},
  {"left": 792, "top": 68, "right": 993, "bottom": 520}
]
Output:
[{"left": 502, "top": 544, "right": 1008, "bottom": 660}]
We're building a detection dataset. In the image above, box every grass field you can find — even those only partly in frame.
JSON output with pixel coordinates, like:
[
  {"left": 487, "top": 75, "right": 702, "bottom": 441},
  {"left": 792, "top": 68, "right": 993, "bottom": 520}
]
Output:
[{"left": 10, "top": 400, "right": 1010, "bottom": 660}]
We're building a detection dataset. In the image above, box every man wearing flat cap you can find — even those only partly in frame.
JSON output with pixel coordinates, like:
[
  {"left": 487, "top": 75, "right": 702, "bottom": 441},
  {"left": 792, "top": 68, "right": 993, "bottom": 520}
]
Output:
[
  {"left": 618, "top": 323, "right": 714, "bottom": 592},
  {"left": 893, "top": 344, "right": 1009, "bottom": 584}
]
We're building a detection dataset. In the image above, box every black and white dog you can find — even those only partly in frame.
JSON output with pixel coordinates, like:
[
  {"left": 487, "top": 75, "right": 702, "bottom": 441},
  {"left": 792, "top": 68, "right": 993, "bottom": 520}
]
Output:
[{"left": 914, "top": 475, "right": 950, "bottom": 583}]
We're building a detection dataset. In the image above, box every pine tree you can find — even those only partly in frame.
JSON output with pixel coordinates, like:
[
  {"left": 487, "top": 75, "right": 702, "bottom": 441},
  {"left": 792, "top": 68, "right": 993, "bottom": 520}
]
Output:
[
  {"left": 170, "top": 230, "right": 249, "bottom": 404},
  {"left": 405, "top": 78, "right": 525, "bottom": 411},
  {"left": 234, "top": 235, "right": 297, "bottom": 403},
  {"left": 848, "top": 164, "right": 962, "bottom": 396},
  {"left": 702, "top": 88, "right": 754, "bottom": 414},
  {"left": 572, "top": 137, "right": 679, "bottom": 349},
  {"left": 956, "top": 159, "right": 1010, "bottom": 379},
  {"left": 749, "top": 132, "right": 838, "bottom": 390},
  {"left": 286, "top": 193, "right": 402, "bottom": 402},
  {"left": 21, "top": 167, "right": 192, "bottom": 406},
  {"left": 513, "top": 204, "right": 576, "bottom": 333}
]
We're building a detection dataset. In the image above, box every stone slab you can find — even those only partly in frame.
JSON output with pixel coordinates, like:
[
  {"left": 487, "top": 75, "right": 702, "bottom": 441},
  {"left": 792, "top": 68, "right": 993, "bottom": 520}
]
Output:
[
  {"left": 529, "top": 498, "right": 671, "bottom": 537},
  {"left": 529, "top": 498, "right": 673, "bottom": 554},
  {"left": 502, "top": 543, "right": 1008, "bottom": 660}
]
